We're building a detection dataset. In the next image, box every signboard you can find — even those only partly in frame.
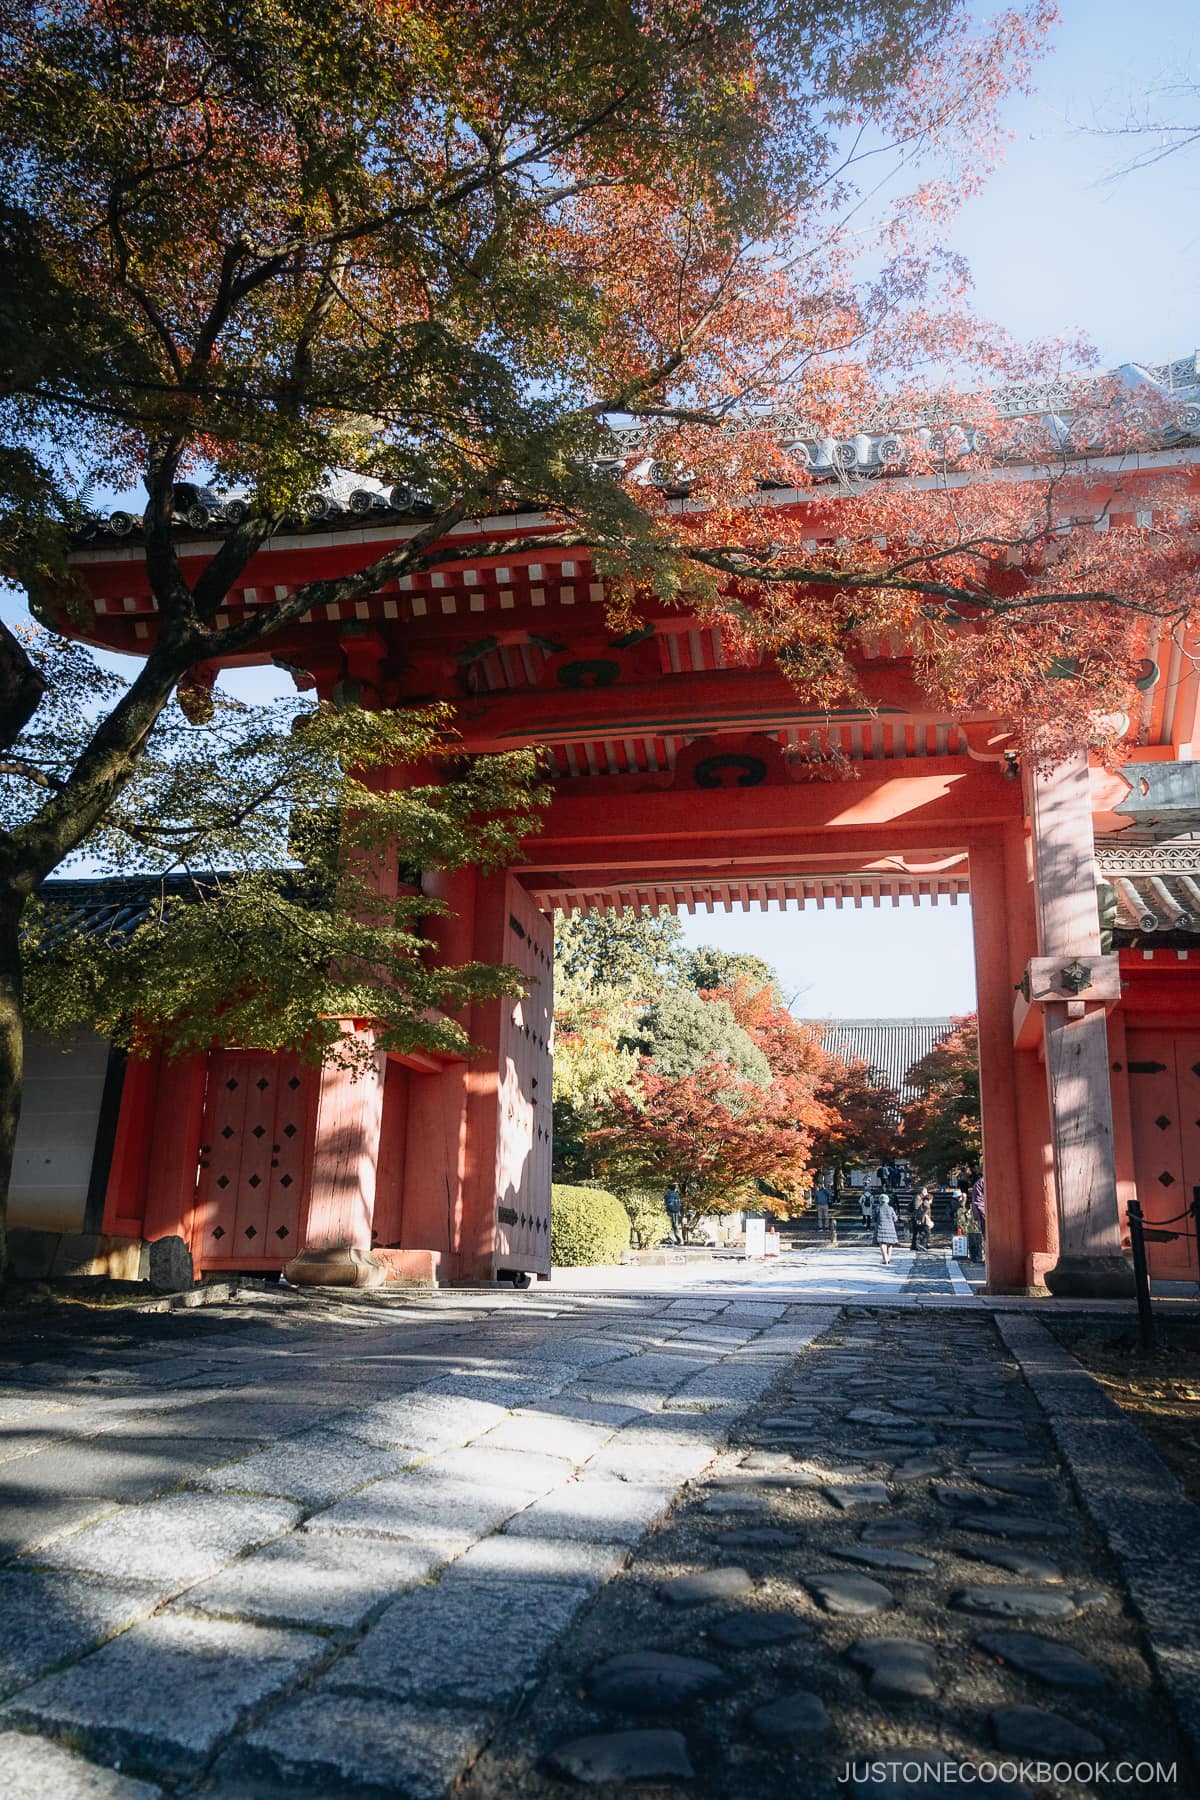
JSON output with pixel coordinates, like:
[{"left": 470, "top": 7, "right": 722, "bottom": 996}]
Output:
[{"left": 745, "top": 1218, "right": 766, "bottom": 1259}]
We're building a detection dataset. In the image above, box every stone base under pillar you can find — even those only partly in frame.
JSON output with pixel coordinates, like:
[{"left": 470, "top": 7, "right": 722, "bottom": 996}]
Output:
[
  {"left": 283, "top": 1244, "right": 388, "bottom": 1288},
  {"left": 1043, "top": 1254, "right": 1137, "bottom": 1300}
]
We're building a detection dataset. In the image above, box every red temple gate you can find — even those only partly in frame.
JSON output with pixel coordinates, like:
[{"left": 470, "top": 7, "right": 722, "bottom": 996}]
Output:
[{"left": 59, "top": 404, "right": 1200, "bottom": 1294}]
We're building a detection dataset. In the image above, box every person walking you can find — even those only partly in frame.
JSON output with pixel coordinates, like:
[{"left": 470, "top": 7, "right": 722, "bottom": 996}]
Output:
[
  {"left": 968, "top": 1168, "right": 986, "bottom": 1263},
  {"left": 859, "top": 1189, "right": 874, "bottom": 1230},
  {"left": 813, "top": 1181, "right": 832, "bottom": 1234},
  {"left": 910, "top": 1185, "right": 934, "bottom": 1252},
  {"left": 663, "top": 1183, "right": 685, "bottom": 1245},
  {"left": 874, "top": 1191, "right": 899, "bottom": 1265}
]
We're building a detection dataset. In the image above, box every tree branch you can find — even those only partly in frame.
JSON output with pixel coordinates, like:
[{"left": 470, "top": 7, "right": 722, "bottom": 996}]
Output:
[
  {"left": 194, "top": 501, "right": 475, "bottom": 654},
  {"left": 0, "top": 760, "right": 64, "bottom": 791},
  {"left": 0, "top": 626, "right": 48, "bottom": 754}
]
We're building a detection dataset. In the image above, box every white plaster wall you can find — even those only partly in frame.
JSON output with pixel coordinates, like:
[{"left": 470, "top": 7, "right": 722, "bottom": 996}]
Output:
[{"left": 10, "top": 1032, "right": 111, "bottom": 1232}]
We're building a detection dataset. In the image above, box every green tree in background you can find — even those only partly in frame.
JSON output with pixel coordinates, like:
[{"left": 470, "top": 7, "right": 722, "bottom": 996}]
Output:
[
  {"left": 550, "top": 910, "right": 676, "bottom": 1183},
  {"left": 554, "top": 911, "right": 684, "bottom": 997},
  {"left": 551, "top": 979, "right": 641, "bottom": 1185},
  {"left": 684, "top": 946, "right": 781, "bottom": 999},
  {"left": 624, "top": 985, "right": 771, "bottom": 1087}
]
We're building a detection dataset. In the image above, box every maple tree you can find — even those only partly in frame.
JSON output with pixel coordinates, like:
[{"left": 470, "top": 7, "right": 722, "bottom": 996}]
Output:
[
  {"left": 592, "top": 1060, "right": 816, "bottom": 1219},
  {"left": 713, "top": 976, "right": 830, "bottom": 1094},
  {"left": 590, "top": 970, "right": 833, "bottom": 1217},
  {"left": 809, "top": 1053, "right": 899, "bottom": 1191},
  {"left": 9, "top": 0, "right": 1065, "bottom": 1248},
  {"left": 900, "top": 1013, "right": 982, "bottom": 1182}
]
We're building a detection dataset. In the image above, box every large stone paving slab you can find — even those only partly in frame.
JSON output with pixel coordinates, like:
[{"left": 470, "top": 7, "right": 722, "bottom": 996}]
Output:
[
  {"left": 420, "top": 1370, "right": 577, "bottom": 1408},
  {"left": 330, "top": 1392, "right": 509, "bottom": 1452},
  {"left": 501, "top": 1476, "right": 678, "bottom": 1545},
  {"left": 236, "top": 1694, "right": 491, "bottom": 1798},
  {"left": 579, "top": 1432, "right": 718, "bottom": 1485},
  {"left": 175, "top": 1532, "right": 446, "bottom": 1629},
  {"left": 0, "top": 1491, "right": 120, "bottom": 1563},
  {"left": 0, "top": 1394, "right": 89, "bottom": 1427},
  {"left": 305, "top": 1468, "right": 536, "bottom": 1546},
  {"left": 92, "top": 1396, "right": 328, "bottom": 1442},
  {"left": 523, "top": 1336, "right": 638, "bottom": 1368},
  {"left": 0, "top": 1434, "right": 253, "bottom": 1504},
  {"left": 25, "top": 1491, "right": 301, "bottom": 1584},
  {"left": 322, "top": 1573, "right": 591, "bottom": 1706},
  {"left": 190, "top": 1424, "right": 418, "bottom": 1506},
  {"left": 475, "top": 1411, "right": 616, "bottom": 1463},
  {"left": 0, "top": 1731, "right": 163, "bottom": 1798},
  {"left": 449, "top": 1534, "right": 630, "bottom": 1588},
  {"left": 421, "top": 1443, "right": 574, "bottom": 1493},
  {"left": 0, "top": 1570, "right": 170, "bottom": 1698},
  {"left": 0, "top": 1613, "right": 323, "bottom": 1774}
]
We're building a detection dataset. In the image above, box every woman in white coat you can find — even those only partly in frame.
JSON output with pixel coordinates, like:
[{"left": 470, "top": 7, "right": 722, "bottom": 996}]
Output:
[{"left": 874, "top": 1193, "right": 899, "bottom": 1266}]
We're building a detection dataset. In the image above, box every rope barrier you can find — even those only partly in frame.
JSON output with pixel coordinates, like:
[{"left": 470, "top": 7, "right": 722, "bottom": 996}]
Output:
[{"left": 1138, "top": 1205, "right": 1198, "bottom": 1227}]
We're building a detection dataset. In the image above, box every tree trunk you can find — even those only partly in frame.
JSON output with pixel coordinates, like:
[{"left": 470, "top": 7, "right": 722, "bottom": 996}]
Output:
[{"left": 0, "top": 895, "right": 26, "bottom": 1281}]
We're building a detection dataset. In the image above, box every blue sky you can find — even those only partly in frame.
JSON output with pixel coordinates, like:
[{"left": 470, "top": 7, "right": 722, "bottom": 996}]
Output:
[
  {"left": 12, "top": 0, "right": 1200, "bottom": 1014},
  {"left": 686, "top": 0, "right": 1200, "bottom": 1015}
]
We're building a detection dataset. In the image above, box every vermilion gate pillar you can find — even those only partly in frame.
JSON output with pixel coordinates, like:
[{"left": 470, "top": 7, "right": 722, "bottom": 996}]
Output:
[{"left": 1027, "top": 752, "right": 1135, "bottom": 1296}]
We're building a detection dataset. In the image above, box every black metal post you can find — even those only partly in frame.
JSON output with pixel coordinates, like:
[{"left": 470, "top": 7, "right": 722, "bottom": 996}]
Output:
[{"left": 1127, "top": 1200, "right": 1155, "bottom": 1353}]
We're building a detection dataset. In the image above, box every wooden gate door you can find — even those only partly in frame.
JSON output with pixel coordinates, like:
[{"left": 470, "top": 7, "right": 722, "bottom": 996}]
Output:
[
  {"left": 493, "top": 887, "right": 553, "bottom": 1277},
  {"left": 191, "top": 1051, "right": 314, "bottom": 1269},
  {"left": 1125, "top": 1029, "right": 1200, "bottom": 1281}
]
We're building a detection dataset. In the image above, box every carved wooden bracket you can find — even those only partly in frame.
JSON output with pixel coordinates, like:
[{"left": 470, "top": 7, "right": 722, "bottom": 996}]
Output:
[{"left": 1013, "top": 953, "right": 1122, "bottom": 1048}]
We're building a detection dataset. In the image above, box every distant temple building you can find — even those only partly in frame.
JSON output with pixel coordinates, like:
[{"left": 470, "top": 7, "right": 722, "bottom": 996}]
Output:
[{"left": 809, "top": 1017, "right": 957, "bottom": 1110}]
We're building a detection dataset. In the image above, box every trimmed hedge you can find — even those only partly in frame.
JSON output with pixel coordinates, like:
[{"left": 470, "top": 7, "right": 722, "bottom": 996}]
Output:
[{"left": 550, "top": 1183, "right": 631, "bottom": 1267}]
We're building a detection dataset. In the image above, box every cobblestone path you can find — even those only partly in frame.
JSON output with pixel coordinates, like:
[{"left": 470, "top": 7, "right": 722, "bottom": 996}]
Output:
[
  {"left": 463, "top": 1307, "right": 1193, "bottom": 1800},
  {"left": 0, "top": 1292, "right": 1194, "bottom": 1797}
]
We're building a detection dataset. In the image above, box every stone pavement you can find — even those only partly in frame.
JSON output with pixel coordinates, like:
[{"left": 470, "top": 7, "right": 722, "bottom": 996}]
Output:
[
  {"left": 0, "top": 1286, "right": 831, "bottom": 1796},
  {"left": 0, "top": 1281, "right": 1195, "bottom": 1797},
  {"left": 549, "top": 1240, "right": 975, "bottom": 1305}
]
